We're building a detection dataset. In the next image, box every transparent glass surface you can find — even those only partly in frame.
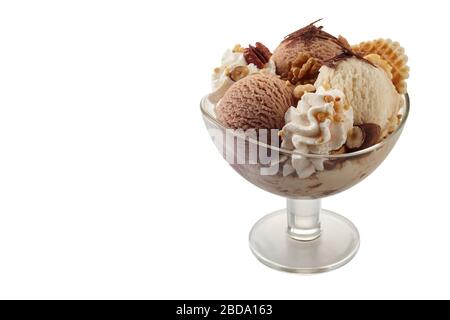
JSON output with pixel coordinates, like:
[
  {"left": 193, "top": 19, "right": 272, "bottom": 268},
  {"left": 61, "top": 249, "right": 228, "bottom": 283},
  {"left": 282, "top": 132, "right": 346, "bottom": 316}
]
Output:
[{"left": 200, "top": 94, "right": 409, "bottom": 274}]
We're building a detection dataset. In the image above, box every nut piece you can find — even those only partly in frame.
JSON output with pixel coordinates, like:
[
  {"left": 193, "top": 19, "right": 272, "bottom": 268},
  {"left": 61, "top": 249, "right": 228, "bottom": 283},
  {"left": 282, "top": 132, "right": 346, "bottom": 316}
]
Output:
[
  {"left": 232, "top": 44, "right": 245, "bottom": 53},
  {"left": 346, "top": 126, "right": 365, "bottom": 150},
  {"left": 255, "top": 42, "right": 272, "bottom": 61},
  {"left": 322, "top": 81, "right": 331, "bottom": 90},
  {"left": 315, "top": 111, "right": 330, "bottom": 123},
  {"left": 293, "top": 84, "right": 315, "bottom": 99},
  {"left": 323, "top": 95, "right": 334, "bottom": 103},
  {"left": 359, "top": 123, "right": 382, "bottom": 149},
  {"left": 283, "top": 52, "right": 321, "bottom": 85},
  {"left": 333, "top": 114, "right": 344, "bottom": 122},
  {"left": 243, "top": 42, "right": 272, "bottom": 69},
  {"left": 229, "top": 66, "right": 250, "bottom": 82}
]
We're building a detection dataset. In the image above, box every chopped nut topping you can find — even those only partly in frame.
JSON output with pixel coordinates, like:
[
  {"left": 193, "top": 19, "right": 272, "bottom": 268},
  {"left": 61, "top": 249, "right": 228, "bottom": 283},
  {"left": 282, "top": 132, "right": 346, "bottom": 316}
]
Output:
[
  {"left": 213, "top": 67, "right": 221, "bottom": 74},
  {"left": 333, "top": 114, "right": 344, "bottom": 122},
  {"left": 333, "top": 101, "right": 342, "bottom": 113},
  {"left": 315, "top": 111, "right": 330, "bottom": 122},
  {"left": 323, "top": 95, "right": 334, "bottom": 103},
  {"left": 232, "top": 44, "right": 245, "bottom": 53}
]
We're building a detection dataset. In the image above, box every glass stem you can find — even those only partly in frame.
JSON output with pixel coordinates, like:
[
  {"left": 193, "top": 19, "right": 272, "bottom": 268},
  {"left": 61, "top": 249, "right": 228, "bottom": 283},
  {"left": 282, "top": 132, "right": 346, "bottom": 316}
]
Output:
[{"left": 287, "top": 198, "right": 322, "bottom": 241}]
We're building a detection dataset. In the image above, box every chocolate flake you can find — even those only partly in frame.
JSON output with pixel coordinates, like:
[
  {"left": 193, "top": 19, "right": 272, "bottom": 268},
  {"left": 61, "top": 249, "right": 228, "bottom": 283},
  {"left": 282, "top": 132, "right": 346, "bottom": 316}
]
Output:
[{"left": 282, "top": 19, "right": 375, "bottom": 68}]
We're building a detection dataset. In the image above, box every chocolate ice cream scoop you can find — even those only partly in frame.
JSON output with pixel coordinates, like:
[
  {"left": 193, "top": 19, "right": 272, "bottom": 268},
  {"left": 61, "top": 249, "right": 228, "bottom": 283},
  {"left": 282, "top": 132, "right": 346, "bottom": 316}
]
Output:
[
  {"left": 216, "top": 73, "right": 293, "bottom": 130},
  {"left": 272, "top": 20, "right": 347, "bottom": 77}
]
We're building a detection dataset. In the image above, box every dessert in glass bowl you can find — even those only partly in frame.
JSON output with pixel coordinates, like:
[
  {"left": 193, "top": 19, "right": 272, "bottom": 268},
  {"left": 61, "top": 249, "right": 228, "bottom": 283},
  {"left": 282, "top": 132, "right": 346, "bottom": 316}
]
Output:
[{"left": 201, "top": 20, "right": 409, "bottom": 273}]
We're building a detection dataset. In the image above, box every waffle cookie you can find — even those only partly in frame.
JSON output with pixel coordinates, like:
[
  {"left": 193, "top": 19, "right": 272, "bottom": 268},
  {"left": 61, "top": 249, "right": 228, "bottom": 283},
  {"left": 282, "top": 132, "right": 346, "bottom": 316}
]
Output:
[{"left": 353, "top": 39, "right": 409, "bottom": 94}]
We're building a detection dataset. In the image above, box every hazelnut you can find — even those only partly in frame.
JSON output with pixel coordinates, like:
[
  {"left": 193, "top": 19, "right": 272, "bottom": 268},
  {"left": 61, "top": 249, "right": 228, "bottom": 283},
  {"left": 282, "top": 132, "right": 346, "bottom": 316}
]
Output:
[
  {"left": 229, "top": 66, "right": 249, "bottom": 82},
  {"left": 346, "top": 124, "right": 382, "bottom": 151},
  {"left": 359, "top": 123, "right": 382, "bottom": 149},
  {"left": 346, "top": 126, "right": 365, "bottom": 149}
]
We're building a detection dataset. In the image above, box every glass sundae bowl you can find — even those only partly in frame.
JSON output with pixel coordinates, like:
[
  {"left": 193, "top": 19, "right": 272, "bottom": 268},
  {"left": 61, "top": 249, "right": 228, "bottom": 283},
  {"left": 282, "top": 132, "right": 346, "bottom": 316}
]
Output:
[{"left": 200, "top": 94, "right": 409, "bottom": 274}]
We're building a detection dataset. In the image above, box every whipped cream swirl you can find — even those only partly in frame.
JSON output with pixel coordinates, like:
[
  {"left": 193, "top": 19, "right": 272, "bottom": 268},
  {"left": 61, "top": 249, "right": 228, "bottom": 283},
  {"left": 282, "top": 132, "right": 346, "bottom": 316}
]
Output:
[
  {"left": 209, "top": 46, "right": 276, "bottom": 103},
  {"left": 280, "top": 86, "right": 354, "bottom": 179}
]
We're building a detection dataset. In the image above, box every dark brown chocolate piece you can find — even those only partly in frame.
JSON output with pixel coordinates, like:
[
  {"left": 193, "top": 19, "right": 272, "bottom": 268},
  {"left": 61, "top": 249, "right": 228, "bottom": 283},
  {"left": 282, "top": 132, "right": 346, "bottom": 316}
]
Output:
[{"left": 282, "top": 19, "right": 331, "bottom": 44}]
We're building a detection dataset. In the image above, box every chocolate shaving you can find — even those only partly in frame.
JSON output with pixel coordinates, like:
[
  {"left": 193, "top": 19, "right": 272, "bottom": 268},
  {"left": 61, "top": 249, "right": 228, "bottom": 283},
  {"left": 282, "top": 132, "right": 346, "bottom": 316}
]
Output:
[
  {"left": 324, "top": 49, "right": 375, "bottom": 68},
  {"left": 282, "top": 19, "right": 375, "bottom": 68},
  {"left": 283, "top": 19, "right": 335, "bottom": 44},
  {"left": 337, "top": 35, "right": 352, "bottom": 51}
]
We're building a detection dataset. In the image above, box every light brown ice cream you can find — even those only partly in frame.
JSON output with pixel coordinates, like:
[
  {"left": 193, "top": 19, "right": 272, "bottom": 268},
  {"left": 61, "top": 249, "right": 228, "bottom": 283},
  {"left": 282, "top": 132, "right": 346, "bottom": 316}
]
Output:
[
  {"left": 315, "top": 57, "right": 403, "bottom": 137},
  {"left": 272, "top": 21, "right": 346, "bottom": 77},
  {"left": 216, "top": 73, "right": 293, "bottom": 130}
]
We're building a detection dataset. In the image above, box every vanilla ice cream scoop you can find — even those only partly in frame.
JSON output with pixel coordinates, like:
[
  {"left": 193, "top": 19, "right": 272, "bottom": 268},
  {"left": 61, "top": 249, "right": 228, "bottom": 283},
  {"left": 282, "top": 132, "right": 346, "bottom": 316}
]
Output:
[
  {"left": 315, "top": 57, "right": 402, "bottom": 137},
  {"left": 280, "top": 86, "right": 353, "bottom": 178}
]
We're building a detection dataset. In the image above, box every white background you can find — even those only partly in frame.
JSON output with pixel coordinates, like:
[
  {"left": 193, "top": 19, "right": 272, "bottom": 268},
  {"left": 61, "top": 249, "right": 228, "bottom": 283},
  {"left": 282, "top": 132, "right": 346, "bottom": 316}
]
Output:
[{"left": 0, "top": 0, "right": 447, "bottom": 300}]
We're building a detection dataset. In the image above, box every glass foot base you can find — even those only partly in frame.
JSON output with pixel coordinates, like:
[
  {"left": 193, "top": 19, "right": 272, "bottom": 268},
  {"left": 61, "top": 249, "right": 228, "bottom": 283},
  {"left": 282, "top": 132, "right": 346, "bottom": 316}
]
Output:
[{"left": 249, "top": 209, "right": 360, "bottom": 274}]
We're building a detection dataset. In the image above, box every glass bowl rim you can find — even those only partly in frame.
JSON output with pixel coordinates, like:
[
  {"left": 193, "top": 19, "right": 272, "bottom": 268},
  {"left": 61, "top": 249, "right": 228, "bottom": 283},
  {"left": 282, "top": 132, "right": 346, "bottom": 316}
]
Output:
[{"left": 200, "top": 93, "right": 410, "bottom": 159}]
